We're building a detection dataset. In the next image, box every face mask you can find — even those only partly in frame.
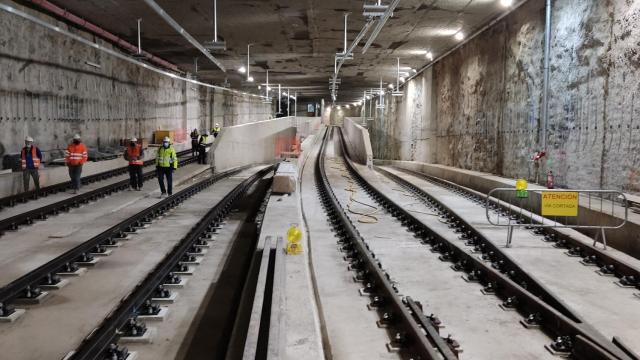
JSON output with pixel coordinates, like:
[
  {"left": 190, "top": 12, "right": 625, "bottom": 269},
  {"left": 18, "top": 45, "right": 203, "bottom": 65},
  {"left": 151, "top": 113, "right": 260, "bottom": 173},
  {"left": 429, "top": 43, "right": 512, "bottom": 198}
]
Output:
[{"left": 163, "top": 142, "right": 169, "bottom": 148}]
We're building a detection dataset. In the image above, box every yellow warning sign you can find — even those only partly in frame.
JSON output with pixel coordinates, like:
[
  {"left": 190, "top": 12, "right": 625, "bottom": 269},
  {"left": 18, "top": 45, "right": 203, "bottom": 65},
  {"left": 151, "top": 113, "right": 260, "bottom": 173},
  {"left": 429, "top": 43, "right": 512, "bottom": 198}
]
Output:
[{"left": 541, "top": 191, "right": 579, "bottom": 217}]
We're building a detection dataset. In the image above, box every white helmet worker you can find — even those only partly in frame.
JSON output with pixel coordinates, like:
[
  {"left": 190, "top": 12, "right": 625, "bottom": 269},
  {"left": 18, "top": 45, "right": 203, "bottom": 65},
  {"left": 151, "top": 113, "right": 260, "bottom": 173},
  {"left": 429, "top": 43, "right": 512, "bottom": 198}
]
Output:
[
  {"left": 215, "top": 123, "right": 220, "bottom": 127},
  {"left": 25, "top": 136, "right": 34, "bottom": 142},
  {"left": 73, "top": 134, "right": 81, "bottom": 140},
  {"left": 130, "top": 137, "right": 138, "bottom": 143},
  {"left": 163, "top": 137, "right": 171, "bottom": 143}
]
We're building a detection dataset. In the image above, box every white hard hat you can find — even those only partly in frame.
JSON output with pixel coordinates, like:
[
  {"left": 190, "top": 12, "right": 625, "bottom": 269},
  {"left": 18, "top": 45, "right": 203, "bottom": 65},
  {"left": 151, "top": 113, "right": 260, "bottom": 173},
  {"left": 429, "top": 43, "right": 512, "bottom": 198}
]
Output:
[
  {"left": 73, "top": 134, "right": 81, "bottom": 140},
  {"left": 215, "top": 123, "right": 220, "bottom": 127},
  {"left": 163, "top": 136, "right": 171, "bottom": 142},
  {"left": 130, "top": 137, "right": 138, "bottom": 142},
  {"left": 205, "top": 131, "right": 210, "bottom": 136},
  {"left": 25, "top": 136, "right": 34, "bottom": 142}
]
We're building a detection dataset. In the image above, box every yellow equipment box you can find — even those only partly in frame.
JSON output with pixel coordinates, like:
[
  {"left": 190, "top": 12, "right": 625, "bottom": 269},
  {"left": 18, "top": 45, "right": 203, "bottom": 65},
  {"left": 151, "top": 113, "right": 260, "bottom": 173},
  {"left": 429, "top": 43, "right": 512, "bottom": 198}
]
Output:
[{"left": 154, "top": 130, "right": 175, "bottom": 144}]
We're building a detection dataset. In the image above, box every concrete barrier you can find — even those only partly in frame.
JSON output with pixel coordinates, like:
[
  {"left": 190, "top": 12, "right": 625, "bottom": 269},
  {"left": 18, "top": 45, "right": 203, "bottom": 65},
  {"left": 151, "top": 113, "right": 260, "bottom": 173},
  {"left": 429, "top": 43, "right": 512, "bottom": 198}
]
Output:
[
  {"left": 342, "top": 117, "right": 373, "bottom": 168},
  {"left": 210, "top": 117, "right": 298, "bottom": 172},
  {"left": 376, "top": 159, "right": 640, "bottom": 259},
  {"left": 0, "top": 143, "right": 190, "bottom": 198}
]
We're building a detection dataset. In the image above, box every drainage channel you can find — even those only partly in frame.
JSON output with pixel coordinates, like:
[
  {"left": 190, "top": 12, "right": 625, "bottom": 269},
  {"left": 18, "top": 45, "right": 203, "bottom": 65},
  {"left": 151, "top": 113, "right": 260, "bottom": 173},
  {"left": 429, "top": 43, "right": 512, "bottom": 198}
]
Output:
[
  {"left": 0, "top": 150, "right": 193, "bottom": 210},
  {"left": 63, "top": 165, "right": 275, "bottom": 360},
  {"left": 0, "top": 153, "right": 197, "bottom": 236},
  {"left": 317, "top": 127, "right": 458, "bottom": 360},
  {"left": 0, "top": 165, "right": 250, "bottom": 321},
  {"left": 334, "top": 127, "right": 634, "bottom": 360},
  {"left": 384, "top": 166, "right": 640, "bottom": 295}
]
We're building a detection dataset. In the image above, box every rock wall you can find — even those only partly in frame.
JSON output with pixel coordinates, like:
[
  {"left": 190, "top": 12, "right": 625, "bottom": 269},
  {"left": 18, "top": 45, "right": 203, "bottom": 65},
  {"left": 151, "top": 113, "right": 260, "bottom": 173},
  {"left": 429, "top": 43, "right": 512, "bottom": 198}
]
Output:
[
  {"left": 370, "top": 0, "right": 640, "bottom": 193},
  {"left": 0, "top": 2, "right": 272, "bottom": 159}
]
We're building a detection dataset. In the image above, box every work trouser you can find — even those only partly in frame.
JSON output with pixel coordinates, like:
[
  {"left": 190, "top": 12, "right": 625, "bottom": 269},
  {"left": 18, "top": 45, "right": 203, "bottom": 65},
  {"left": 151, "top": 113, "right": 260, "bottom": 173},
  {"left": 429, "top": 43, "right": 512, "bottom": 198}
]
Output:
[
  {"left": 68, "top": 165, "right": 83, "bottom": 190},
  {"left": 157, "top": 167, "right": 174, "bottom": 195},
  {"left": 191, "top": 140, "right": 198, "bottom": 156},
  {"left": 128, "top": 164, "right": 144, "bottom": 189},
  {"left": 23, "top": 168, "right": 40, "bottom": 192},
  {"left": 198, "top": 146, "right": 208, "bottom": 164}
]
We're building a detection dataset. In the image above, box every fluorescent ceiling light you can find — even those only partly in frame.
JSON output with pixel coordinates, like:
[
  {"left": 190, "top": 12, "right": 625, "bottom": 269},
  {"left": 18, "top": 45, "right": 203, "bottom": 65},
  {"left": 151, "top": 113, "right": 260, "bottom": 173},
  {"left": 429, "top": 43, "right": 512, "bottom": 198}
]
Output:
[
  {"left": 411, "top": 69, "right": 417, "bottom": 73},
  {"left": 388, "top": 83, "right": 394, "bottom": 89},
  {"left": 454, "top": 32, "right": 464, "bottom": 41},
  {"left": 238, "top": 66, "right": 246, "bottom": 73},
  {"left": 426, "top": 52, "right": 434, "bottom": 61},
  {"left": 366, "top": 95, "right": 371, "bottom": 99},
  {"left": 409, "top": 49, "right": 427, "bottom": 55},
  {"left": 500, "top": 0, "right": 514, "bottom": 6}
]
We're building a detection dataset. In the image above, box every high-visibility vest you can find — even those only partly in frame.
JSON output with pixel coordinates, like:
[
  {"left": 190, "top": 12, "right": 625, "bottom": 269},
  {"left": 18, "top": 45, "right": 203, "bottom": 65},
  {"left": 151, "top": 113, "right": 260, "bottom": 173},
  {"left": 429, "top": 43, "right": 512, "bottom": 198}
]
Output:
[
  {"left": 65, "top": 143, "right": 88, "bottom": 166},
  {"left": 156, "top": 146, "right": 178, "bottom": 169},
  {"left": 126, "top": 144, "right": 144, "bottom": 165},
  {"left": 212, "top": 127, "right": 221, "bottom": 134},
  {"left": 21, "top": 146, "right": 41, "bottom": 169}
]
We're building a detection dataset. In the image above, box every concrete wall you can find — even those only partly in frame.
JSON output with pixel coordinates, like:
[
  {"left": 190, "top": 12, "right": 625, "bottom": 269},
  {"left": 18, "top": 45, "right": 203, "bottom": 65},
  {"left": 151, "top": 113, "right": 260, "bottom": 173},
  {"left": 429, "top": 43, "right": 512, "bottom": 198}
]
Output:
[
  {"left": 0, "top": 1, "right": 272, "bottom": 161},
  {"left": 342, "top": 117, "right": 373, "bottom": 167},
  {"left": 210, "top": 117, "right": 298, "bottom": 172},
  {"left": 369, "top": 0, "right": 640, "bottom": 194}
]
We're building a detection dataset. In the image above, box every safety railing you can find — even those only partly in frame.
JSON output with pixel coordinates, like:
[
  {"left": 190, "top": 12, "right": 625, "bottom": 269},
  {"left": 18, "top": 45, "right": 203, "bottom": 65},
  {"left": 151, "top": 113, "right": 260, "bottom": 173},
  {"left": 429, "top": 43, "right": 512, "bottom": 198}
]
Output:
[{"left": 485, "top": 189, "right": 628, "bottom": 249}]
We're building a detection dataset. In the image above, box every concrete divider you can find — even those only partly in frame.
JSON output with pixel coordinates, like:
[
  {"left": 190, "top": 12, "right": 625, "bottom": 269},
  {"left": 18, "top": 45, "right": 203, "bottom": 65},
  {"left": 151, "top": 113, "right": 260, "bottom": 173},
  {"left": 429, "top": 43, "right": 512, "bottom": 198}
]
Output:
[
  {"left": 210, "top": 117, "right": 297, "bottom": 172},
  {"left": 342, "top": 117, "right": 373, "bottom": 168},
  {"left": 0, "top": 143, "right": 189, "bottom": 198},
  {"left": 376, "top": 159, "right": 640, "bottom": 259}
]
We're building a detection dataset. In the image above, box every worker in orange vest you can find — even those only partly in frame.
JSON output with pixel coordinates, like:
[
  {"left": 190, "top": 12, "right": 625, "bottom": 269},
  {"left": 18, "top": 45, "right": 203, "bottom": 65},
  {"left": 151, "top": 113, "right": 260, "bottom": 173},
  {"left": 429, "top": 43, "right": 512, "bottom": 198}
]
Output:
[
  {"left": 64, "top": 134, "right": 88, "bottom": 194},
  {"left": 124, "top": 137, "right": 145, "bottom": 191},
  {"left": 21, "top": 136, "right": 43, "bottom": 194}
]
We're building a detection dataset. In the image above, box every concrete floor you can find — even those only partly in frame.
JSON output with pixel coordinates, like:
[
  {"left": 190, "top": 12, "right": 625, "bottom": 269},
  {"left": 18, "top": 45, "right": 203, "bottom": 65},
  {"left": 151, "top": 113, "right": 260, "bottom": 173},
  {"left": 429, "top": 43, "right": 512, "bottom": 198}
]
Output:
[
  {"left": 323, "top": 134, "right": 555, "bottom": 360},
  {"left": 376, "top": 165, "right": 640, "bottom": 356},
  {"left": 301, "top": 129, "right": 400, "bottom": 360},
  {"left": 0, "top": 166, "right": 260, "bottom": 360}
]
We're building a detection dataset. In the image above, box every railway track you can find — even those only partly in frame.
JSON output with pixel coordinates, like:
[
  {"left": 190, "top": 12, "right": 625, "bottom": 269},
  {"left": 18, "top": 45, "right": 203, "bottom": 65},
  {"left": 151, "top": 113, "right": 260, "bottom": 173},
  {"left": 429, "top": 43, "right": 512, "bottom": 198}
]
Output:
[
  {"left": 0, "top": 150, "right": 192, "bottom": 210},
  {"left": 315, "top": 127, "right": 458, "bottom": 360},
  {"left": 330, "top": 126, "right": 635, "bottom": 359},
  {"left": 64, "top": 165, "right": 274, "bottom": 360},
  {"left": 0, "top": 165, "right": 249, "bottom": 320},
  {"left": 378, "top": 165, "right": 640, "bottom": 291},
  {"left": 0, "top": 152, "right": 197, "bottom": 236}
]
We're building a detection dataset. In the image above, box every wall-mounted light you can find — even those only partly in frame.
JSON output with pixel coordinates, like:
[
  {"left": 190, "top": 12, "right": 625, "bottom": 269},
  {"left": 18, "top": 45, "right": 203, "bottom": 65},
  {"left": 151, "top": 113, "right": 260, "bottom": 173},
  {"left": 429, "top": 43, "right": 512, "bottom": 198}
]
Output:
[
  {"left": 238, "top": 66, "right": 246, "bottom": 74},
  {"left": 500, "top": 0, "right": 514, "bottom": 7},
  {"left": 85, "top": 61, "right": 101, "bottom": 69},
  {"left": 411, "top": 69, "right": 417, "bottom": 73},
  {"left": 454, "top": 32, "right": 464, "bottom": 41},
  {"left": 388, "top": 83, "right": 394, "bottom": 89},
  {"left": 247, "top": 76, "right": 254, "bottom": 82},
  {"left": 426, "top": 52, "right": 434, "bottom": 61},
  {"left": 399, "top": 77, "right": 405, "bottom": 83}
]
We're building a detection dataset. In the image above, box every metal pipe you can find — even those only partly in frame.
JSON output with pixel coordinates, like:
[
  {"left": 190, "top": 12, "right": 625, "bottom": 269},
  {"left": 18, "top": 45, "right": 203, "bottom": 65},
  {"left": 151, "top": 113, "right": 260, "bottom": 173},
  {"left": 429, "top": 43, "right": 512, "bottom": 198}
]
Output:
[
  {"left": 343, "top": 13, "right": 349, "bottom": 54},
  {"left": 541, "top": 0, "right": 552, "bottom": 150},
  {"left": 278, "top": 84, "right": 282, "bottom": 113},
  {"left": 362, "top": 0, "right": 400, "bottom": 54},
  {"left": 141, "top": 0, "right": 226, "bottom": 72},
  {"left": 294, "top": 92, "right": 297, "bottom": 117},
  {"left": 287, "top": 88, "right": 290, "bottom": 117},
  {"left": 214, "top": 0, "right": 218, "bottom": 41},
  {"left": 247, "top": 44, "right": 252, "bottom": 81},
  {"left": 24, "top": 0, "right": 179, "bottom": 72},
  {"left": 137, "top": 18, "right": 142, "bottom": 54},
  {"left": 396, "top": 57, "right": 400, "bottom": 89}
]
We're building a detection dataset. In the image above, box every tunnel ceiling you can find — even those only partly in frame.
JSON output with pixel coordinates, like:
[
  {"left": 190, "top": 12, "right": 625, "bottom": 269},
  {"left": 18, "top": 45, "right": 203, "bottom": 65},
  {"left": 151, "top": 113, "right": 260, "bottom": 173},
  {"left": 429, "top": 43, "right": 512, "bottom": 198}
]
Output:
[{"left": 44, "top": 0, "right": 512, "bottom": 102}]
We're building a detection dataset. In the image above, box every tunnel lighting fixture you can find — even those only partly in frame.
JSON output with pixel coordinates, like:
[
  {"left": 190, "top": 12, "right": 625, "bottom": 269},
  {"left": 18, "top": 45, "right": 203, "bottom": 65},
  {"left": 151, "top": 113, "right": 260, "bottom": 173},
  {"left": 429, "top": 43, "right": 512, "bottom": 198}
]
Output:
[
  {"left": 399, "top": 77, "right": 405, "bottom": 83},
  {"left": 238, "top": 66, "right": 246, "bottom": 73},
  {"left": 247, "top": 76, "right": 254, "bottom": 82},
  {"left": 246, "top": 43, "right": 253, "bottom": 82},
  {"left": 426, "top": 51, "right": 434, "bottom": 61},
  {"left": 377, "top": 78, "right": 386, "bottom": 109},
  {"left": 85, "top": 60, "right": 101, "bottom": 69},
  {"left": 205, "top": 0, "right": 226, "bottom": 51},
  {"left": 388, "top": 83, "right": 394, "bottom": 89},
  {"left": 337, "top": 105, "right": 341, "bottom": 109},
  {"left": 411, "top": 69, "right": 417, "bottom": 73},
  {"left": 346, "top": 105, "right": 350, "bottom": 109},
  {"left": 500, "top": 0, "right": 514, "bottom": 6},
  {"left": 409, "top": 49, "right": 427, "bottom": 55},
  {"left": 454, "top": 31, "right": 464, "bottom": 41},
  {"left": 258, "top": 85, "right": 261, "bottom": 90},
  {"left": 366, "top": 95, "right": 371, "bottom": 100}
]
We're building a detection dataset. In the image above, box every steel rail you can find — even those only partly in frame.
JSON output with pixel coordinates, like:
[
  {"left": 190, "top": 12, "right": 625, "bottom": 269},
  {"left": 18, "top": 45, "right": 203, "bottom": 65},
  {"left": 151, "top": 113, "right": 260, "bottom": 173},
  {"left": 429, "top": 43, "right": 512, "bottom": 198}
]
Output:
[
  {"left": 0, "top": 165, "right": 250, "bottom": 311},
  {"left": 0, "top": 149, "right": 191, "bottom": 210},
  {"left": 334, "top": 129, "right": 633, "bottom": 359},
  {"left": 391, "top": 166, "right": 640, "bottom": 295},
  {"left": 316, "top": 127, "right": 457, "bottom": 359},
  {"left": 67, "top": 165, "right": 274, "bottom": 360},
  {"left": 0, "top": 154, "right": 196, "bottom": 236}
]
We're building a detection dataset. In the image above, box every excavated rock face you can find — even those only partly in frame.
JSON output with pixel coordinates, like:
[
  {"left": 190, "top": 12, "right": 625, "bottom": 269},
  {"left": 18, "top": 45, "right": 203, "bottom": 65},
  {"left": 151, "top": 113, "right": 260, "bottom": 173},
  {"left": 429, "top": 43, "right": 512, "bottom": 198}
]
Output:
[{"left": 370, "top": 0, "right": 640, "bottom": 193}]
